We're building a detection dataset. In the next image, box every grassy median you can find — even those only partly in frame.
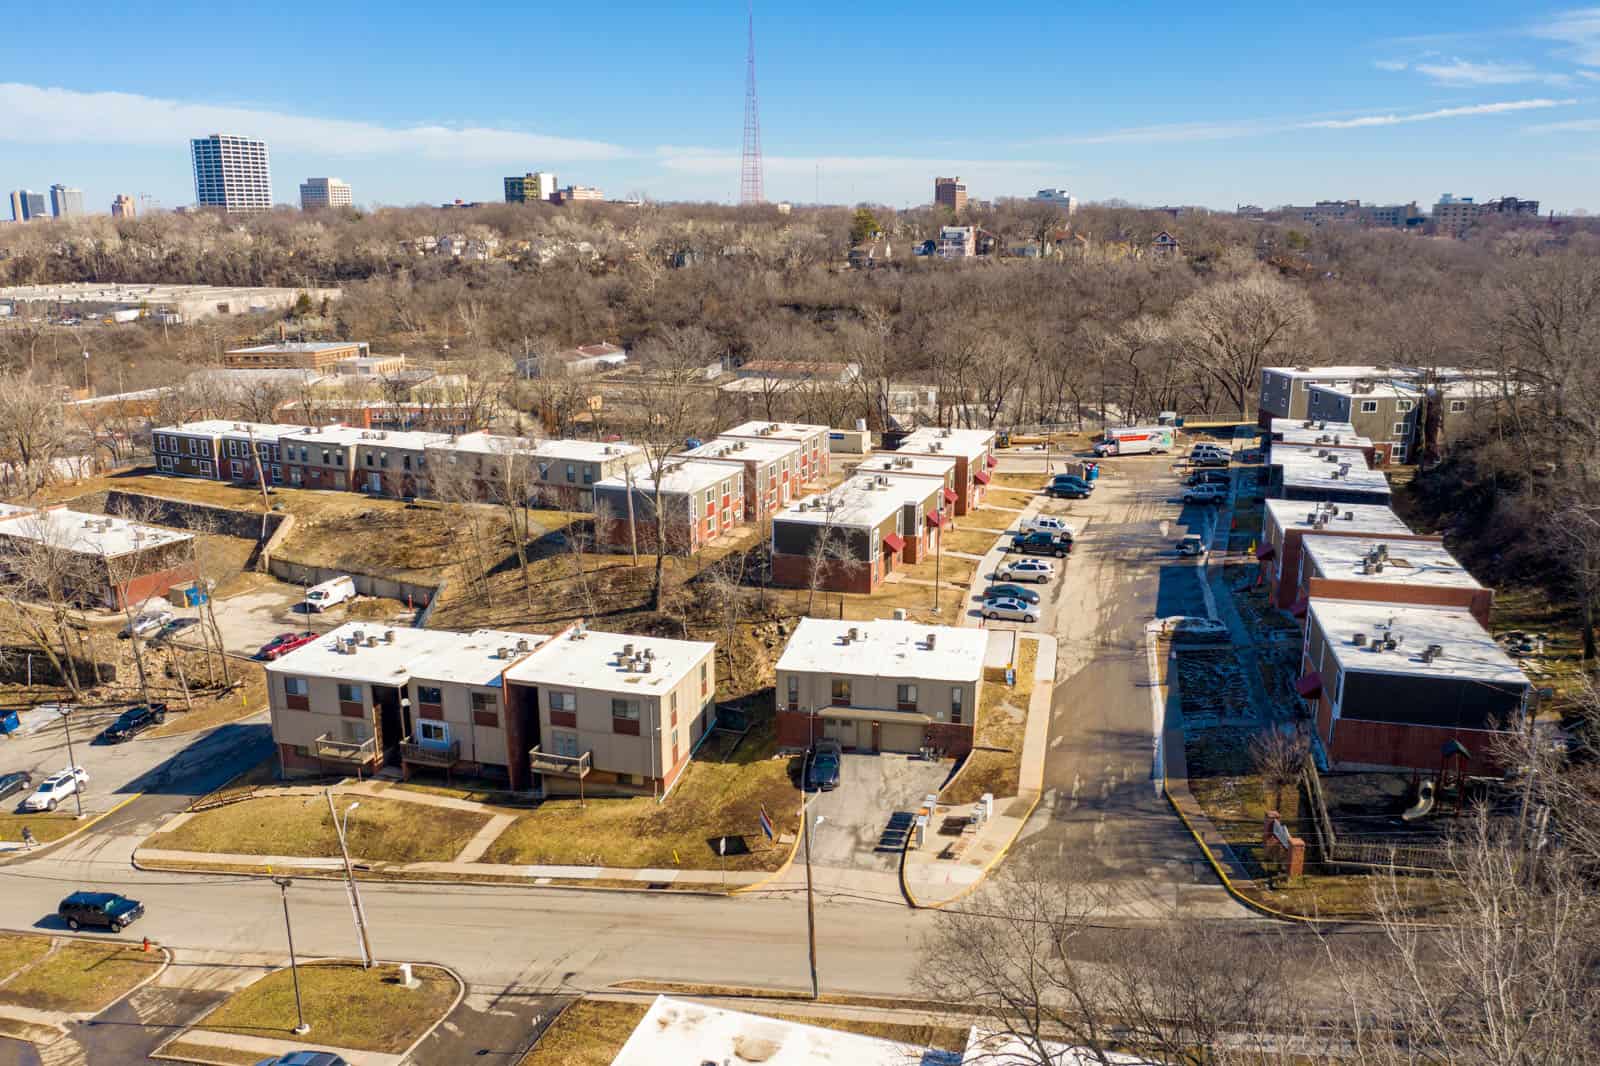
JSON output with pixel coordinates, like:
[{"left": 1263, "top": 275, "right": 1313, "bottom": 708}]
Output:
[
  {"left": 0, "top": 813, "right": 82, "bottom": 846},
  {"left": 0, "top": 938, "right": 163, "bottom": 1014}
]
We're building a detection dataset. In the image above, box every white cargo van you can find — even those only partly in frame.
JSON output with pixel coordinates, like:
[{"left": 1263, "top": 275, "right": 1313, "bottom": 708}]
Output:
[{"left": 305, "top": 575, "right": 357, "bottom": 611}]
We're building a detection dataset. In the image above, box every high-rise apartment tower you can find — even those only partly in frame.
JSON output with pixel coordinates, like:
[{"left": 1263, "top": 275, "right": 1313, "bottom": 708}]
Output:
[{"left": 191, "top": 134, "right": 272, "bottom": 213}]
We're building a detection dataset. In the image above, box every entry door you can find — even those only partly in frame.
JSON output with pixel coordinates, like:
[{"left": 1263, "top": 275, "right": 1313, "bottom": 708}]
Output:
[{"left": 368, "top": 472, "right": 382, "bottom": 493}]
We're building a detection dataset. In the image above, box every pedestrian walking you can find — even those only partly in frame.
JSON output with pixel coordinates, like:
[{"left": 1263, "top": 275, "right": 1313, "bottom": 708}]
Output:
[{"left": 20, "top": 826, "right": 36, "bottom": 850}]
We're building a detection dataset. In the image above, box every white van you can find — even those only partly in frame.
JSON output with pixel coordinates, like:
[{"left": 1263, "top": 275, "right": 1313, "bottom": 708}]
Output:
[{"left": 305, "top": 575, "right": 357, "bottom": 612}]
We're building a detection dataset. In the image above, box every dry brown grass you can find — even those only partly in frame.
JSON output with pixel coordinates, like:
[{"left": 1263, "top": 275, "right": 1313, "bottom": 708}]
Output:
[
  {"left": 144, "top": 661, "right": 266, "bottom": 738},
  {"left": 518, "top": 1000, "right": 647, "bottom": 1066},
  {"left": 940, "top": 528, "right": 1004, "bottom": 555},
  {"left": 0, "top": 940, "right": 163, "bottom": 1014},
  {"left": 942, "top": 640, "right": 1038, "bottom": 805}
]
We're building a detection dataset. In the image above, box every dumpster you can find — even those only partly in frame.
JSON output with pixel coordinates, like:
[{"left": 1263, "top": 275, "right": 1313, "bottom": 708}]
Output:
[
  {"left": 183, "top": 585, "right": 209, "bottom": 607},
  {"left": 0, "top": 710, "right": 19, "bottom": 736}
]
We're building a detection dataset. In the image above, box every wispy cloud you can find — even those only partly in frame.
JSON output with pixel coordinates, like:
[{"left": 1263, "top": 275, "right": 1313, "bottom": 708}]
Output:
[
  {"left": 1305, "top": 98, "right": 1578, "bottom": 128},
  {"left": 0, "top": 83, "right": 628, "bottom": 161},
  {"left": 1527, "top": 116, "right": 1600, "bottom": 132},
  {"left": 1373, "top": 60, "right": 1410, "bottom": 72},
  {"left": 1413, "top": 57, "right": 1569, "bottom": 86},
  {"left": 1529, "top": 7, "right": 1600, "bottom": 66}
]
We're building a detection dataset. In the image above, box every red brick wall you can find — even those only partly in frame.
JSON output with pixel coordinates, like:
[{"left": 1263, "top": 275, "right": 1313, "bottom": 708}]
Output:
[
  {"left": 279, "top": 742, "right": 321, "bottom": 774},
  {"left": 1306, "top": 577, "right": 1493, "bottom": 627},
  {"left": 925, "top": 721, "right": 975, "bottom": 757},
  {"left": 1329, "top": 718, "right": 1506, "bottom": 776},
  {"left": 1274, "top": 529, "right": 1446, "bottom": 609},
  {"left": 771, "top": 550, "right": 878, "bottom": 593},
  {"left": 597, "top": 513, "right": 697, "bottom": 555},
  {"left": 114, "top": 561, "right": 199, "bottom": 611}
]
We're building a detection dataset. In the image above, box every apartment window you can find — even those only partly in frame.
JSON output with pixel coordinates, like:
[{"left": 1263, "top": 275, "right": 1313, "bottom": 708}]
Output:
[
  {"left": 284, "top": 677, "right": 309, "bottom": 697},
  {"left": 671, "top": 729, "right": 679, "bottom": 760},
  {"left": 538, "top": 462, "right": 550, "bottom": 480},
  {"left": 611, "top": 698, "right": 641, "bottom": 721},
  {"left": 670, "top": 691, "right": 679, "bottom": 726},
  {"left": 471, "top": 691, "right": 498, "bottom": 726},
  {"left": 1396, "top": 400, "right": 1414, "bottom": 412},
  {"left": 321, "top": 449, "right": 331, "bottom": 465},
  {"left": 786, "top": 675, "right": 799, "bottom": 710},
  {"left": 365, "top": 453, "right": 375, "bottom": 467},
  {"left": 379, "top": 452, "right": 390, "bottom": 468},
  {"left": 701, "top": 661, "right": 708, "bottom": 696},
  {"left": 416, "top": 685, "right": 442, "bottom": 705},
  {"left": 1359, "top": 400, "right": 1378, "bottom": 414},
  {"left": 831, "top": 679, "right": 851, "bottom": 707},
  {"left": 549, "top": 691, "right": 575, "bottom": 713},
  {"left": 198, "top": 460, "right": 213, "bottom": 476},
  {"left": 419, "top": 720, "right": 448, "bottom": 743},
  {"left": 471, "top": 692, "right": 495, "bottom": 713},
  {"left": 951, "top": 688, "right": 964, "bottom": 724},
  {"left": 896, "top": 684, "right": 918, "bottom": 711},
  {"left": 229, "top": 460, "right": 243, "bottom": 479},
  {"left": 158, "top": 456, "right": 173, "bottom": 471},
  {"left": 565, "top": 463, "right": 576, "bottom": 483},
  {"left": 271, "top": 465, "right": 282, "bottom": 484},
  {"left": 1450, "top": 400, "right": 1467, "bottom": 413},
  {"left": 1393, "top": 423, "right": 1409, "bottom": 436},
  {"left": 337, "top": 683, "right": 361, "bottom": 704},
  {"left": 403, "top": 455, "right": 412, "bottom": 470},
  {"left": 289, "top": 467, "right": 303, "bottom": 486},
  {"left": 583, "top": 466, "right": 595, "bottom": 485}
]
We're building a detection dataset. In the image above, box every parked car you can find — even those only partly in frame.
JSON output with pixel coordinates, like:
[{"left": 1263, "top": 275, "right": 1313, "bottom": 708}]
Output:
[
  {"left": 983, "top": 583, "right": 1041, "bottom": 605},
  {"left": 305, "top": 575, "right": 357, "bottom": 612},
  {"left": 121, "top": 608, "right": 173, "bottom": 639},
  {"left": 1020, "top": 515, "right": 1075, "bottom": 538},
  {"left": 805, "top": 739, "right": 842, "bottom": 792},
  {"left": 984, "top": 597, "right": 1039, "bottom": 624},
  {"left": 1176, "top": 534, "right": 1207, "bottom": 557},
  {"left": 997, "top": 558, "right": 1055, "bottom": 583},
  {"left": 1010, "top": 531, "right": 1071, "bottom": 558},
  {"left": 57, "top": 891, "right": 143, "bottom": 932},
  {"left": 258, "top": 631, "right": 317, "bottom": 660},
  {"left": 1185, "top": 470, "right": 1231, "bottom": 487},
  {"left": 1190, "top": 453, "right": 1231, "bottom": 469},
  {"left": 1045, "top": 475, "right": 1093, "bottom": 499},
  {"left": 99, "top": 703, "right": 168, "bottom": 743},
  {"left": 1184, "top": 483, "right": 1229, "bottom": 505},
  {"left": 1171, "top": 617, "right": 1230, "bottom": 644},
  {"left": 0, "top": 770, "right": 33, "bottom": 802},
  {"left": 23, "top": 767, "right": 88, "bottom": 812},
  {"left": 253, "top": 1053, "right": 350, "bottom": 1066}
]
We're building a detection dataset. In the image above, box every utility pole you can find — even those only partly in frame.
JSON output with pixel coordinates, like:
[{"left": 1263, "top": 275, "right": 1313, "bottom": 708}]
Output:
[
  {"left": 59, "top": 706, "right": 84, "bottom": 818},
  {"left": 802, "top": 746, "right": 819, "bottom": 1001},
  {"left": 272, "top": 877, "right": 312, "bottom": 1035},
  {"left": 327, "top": 790, "right": 375, "bottom": 967}
]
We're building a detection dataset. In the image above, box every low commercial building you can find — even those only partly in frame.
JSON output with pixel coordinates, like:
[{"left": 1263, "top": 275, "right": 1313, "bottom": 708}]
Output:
[
  {"left": 515, "top": 342, "right": 627, "bottom": 378},
  {"left": 0, "top": 283, "right": 341, "bottom": 322},
  {"left": 1301, "top": 600, "right": 1529, "bottom": 775},
  {"left": 333, "top": 354, "right": 406, "bottom": 377},
  {"left": 280, "top": 424, "right": 368, "bottom": 491},
  {"left": 894, "top": 426, "right": 997, "bottom": 516},
  {"left": 505, "top": 625, "right": 716, "bottom": 797},
  {"left": 352, "top": 429, "right": 453, "bottom": 497},
  {"left": 775, "top": 618, "right": 985, "bottom": 756},
  {"left": 769, "top": 472, "right": 947, "bottom": 594},
  {"left": 721, "top": 420, "right": 831, "bottom": 482},
  {"left": 677, "top": 436, "right": 806, "bottom": 521},
  {"left": 223, "top": 341, "right": 369, "bottom": 372},
  {"left": 1268, "top": 444, "right": 1392, "bottom": 506},
  {"left": 1259, "top": 499, "right": 1415, "bottom": 609},
  {"left": 1290, "top": 535, "right": 1491, "bottom": 626},
  {"left": 0, "top": 505, "right": 195, "bottom": 610},
  {"left": 592, "top": 459, "right": 745, "bottom": 555}
]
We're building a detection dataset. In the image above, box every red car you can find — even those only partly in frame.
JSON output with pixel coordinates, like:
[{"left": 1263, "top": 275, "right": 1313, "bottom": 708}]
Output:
[{"left": 258, "top": 631, "right": 317, "bottom": 660}]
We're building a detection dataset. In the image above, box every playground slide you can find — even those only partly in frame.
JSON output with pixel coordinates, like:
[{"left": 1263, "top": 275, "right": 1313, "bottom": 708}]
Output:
[{"left": 1401, "top": 780, "right": 1436, "bottom": 822}]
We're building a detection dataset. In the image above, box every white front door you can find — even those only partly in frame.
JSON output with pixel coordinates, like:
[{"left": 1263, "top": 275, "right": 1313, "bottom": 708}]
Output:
[{"left": 367, "top": 472, "right": 382, "bottom": 493}]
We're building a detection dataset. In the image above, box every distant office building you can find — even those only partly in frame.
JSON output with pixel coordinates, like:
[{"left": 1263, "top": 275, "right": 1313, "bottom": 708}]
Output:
[
  {"left": 9, "top": 190, "right": 46, "bottom": 221},
  {"left": 110, "top": 194, "right": 136, "bottom": 219},
  {"left": 1278, "top": 200, "right": 1423, "bottom": 230},
  {"left": 555, "top": 184, "right": 603, "bottom": 205},
  {"left": 1032, "top": 188, "right": 1077, "bottom": 214},
  {"left": 299, "top": 177, "right": 352, "bottom": 211},
  {"left": 7, "top": 191, "right": 21, "bottom": 223},
  {"left": 934, "top": 176, "right": 967, "bottom": 214},
  {"left": 191, "top": 134, "right": 272, "bottom": 214},
  {"left": 504, "top": 172, "right": 558, "bottom": 204},
  {"left": 49, "top": 185, "right": 84, "bottom": 218}
]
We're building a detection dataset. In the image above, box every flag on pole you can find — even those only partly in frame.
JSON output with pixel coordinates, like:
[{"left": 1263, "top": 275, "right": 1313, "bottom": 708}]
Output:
[{"left": 759, "top": 805, "right": 775, "bottom": 841}]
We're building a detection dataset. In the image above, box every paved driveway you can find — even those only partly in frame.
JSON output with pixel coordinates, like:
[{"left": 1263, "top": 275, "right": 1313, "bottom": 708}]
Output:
[
  {"left": 806, "top": 753, "right": 949, "bottom": 874},
  {"left": 171, "top": 579, "right": 413, "bottom": 659}
]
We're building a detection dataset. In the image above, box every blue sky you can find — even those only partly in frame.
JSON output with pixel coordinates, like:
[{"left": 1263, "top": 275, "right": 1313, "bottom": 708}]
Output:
[{"left": 3, "top": 2, "right": 1599, "bottom": 213}]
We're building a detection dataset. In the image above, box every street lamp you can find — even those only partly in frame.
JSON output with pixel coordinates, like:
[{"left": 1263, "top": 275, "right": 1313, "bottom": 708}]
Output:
[
  {"left": 328, "top": 790, "right": 374, "bottom": 968},
  {"left": 801, "top": 745, "right": 820, "bottom": 1002},
  {"left": 271, "top": 877, "right": 312, "bottom": 1036},
  {"left": 58, "top": 706, "right": 84, "bottom": 819}
]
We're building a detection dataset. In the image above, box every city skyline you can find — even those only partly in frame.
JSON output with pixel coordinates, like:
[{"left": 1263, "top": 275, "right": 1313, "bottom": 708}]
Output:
[{"left": 1, "top": 2, "right": 1598, "bottom": 213}]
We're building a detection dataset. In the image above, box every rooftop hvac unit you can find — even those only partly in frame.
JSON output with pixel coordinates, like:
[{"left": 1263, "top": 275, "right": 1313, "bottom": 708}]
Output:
[
  {"left": 497, "top": 646, "right": 511, "bottom": 659},
  {"left": 1376, "top": 543, "right": 1388, "bottom": 559},
  {"left": 384, "top": 629, "right": 396, "bottom": 643},
  {"left": 926, "top": 633, "right": 937, "bottom": 650},
  {"left": 643, "top": 648, "right": 654, "bottom": 660},
  {"left": 1341, "top": 510, "right": 1354, "bottom": 520},
  {"left": 1422, "top": 642, "right": 1445, "bottom": 663},
  {"left": 642, "top": 660, "right": 652, "bottom": 673},
  {"left": 1339, "top": 463, "right": 1352, "bottom": 476},
  {"left": 516, "top": 638, "right": 530, "bottom": 652},
  {"left": 848, "top": 626, "right": 861, "bottom": 642},
  {"left": 1353, "top": 632, "right": 1367, "bottom": 646},
  {"left": 366, "top": 635, "right": 379, "bottom": 648},
  {"left": 622, "top": 642, "right": 635, "bottom": 657}
]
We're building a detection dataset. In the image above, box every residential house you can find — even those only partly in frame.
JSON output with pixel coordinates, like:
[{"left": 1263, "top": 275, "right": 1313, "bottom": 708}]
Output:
[
  {"left": 352, "top": 429, "right": 453, "bottom": 497},
  {"left": 1258, "top": 499, "right": 1415, "bottom": 609},
  {"left": 0, "top": 504, "right": 196, "bottom": 610},
  {"left": 893, "top": 426, "right": 997, "bottom": 516},
  {"left": 935, "top": 226, "right": 976, "bottom": 259},
  {"left": 505, "top": 626, "right": 717, "bottom": 797},
  {"left": 217, "top": 422, "right": 308, "bottom": 486},
  {"left": 677, "top": 436, "right": 806, "bottom": 521},
  {"left": 1289, "top": 535, "right": 1491, "bottom": 627},
  {"left": 1150, "top": 230, "right": 1182, "bottom": 259},
  {"left": 1268, "top": 444, "right": 1392, "bottom": 506},
  {"left": 153, "top": 419, "right": 305, "bottom": 482},
  {"left": 1301, "top": 600, "right": 1529, "bottom": 775},
  {"left": 592, "top": 459, "right": 745, "bottom": 555},
  {"left": 847, "top": 239, "right": 892, "bottom": 268},
  {"left": 721, "top": 420, "right": 832, "bottom": 481},
  {"left": 769, "top": 472, "right": 947, "bottom": 594},
  {"left": 280, "top": 424, "right": 368, "bottom": 491}
]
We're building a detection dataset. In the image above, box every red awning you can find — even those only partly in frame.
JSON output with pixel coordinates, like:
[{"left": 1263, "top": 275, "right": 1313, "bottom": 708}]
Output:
[
  {"left": 1255, "top": 543, "right": 1276, "bottom": 561},
  {"left": 927, "top": 513, "right": 946, "bottom": 528},
  {"left": 974, "top": 470, "right": 992, "bottom": 485},
  {"left": 986, "top": 454, "right": 998, "bottom": 468},
  {"left": 883, "top": 533, "right": 906, "bottom": 553},
  {"left": 942, "top": 487, "right": 958, "bottom": 503},
  {"left": 1296, "top": 671, "right": 1323, "bottom": 699},
  {"left": 1290, "top": 596, "right": 1309, "bottom": 619}
]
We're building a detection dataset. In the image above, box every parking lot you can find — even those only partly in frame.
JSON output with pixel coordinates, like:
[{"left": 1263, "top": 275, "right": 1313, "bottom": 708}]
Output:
[
  {"left": 806, "top": 752, "right": 951, "bottom": 874},
  {"left": 162, "top": 578, "right": 414, "bottom": 659}
]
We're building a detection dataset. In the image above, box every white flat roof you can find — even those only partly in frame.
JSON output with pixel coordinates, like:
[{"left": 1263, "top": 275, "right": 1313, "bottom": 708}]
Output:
[
  {"left": 1309, "top": 380, "right": 1421, "bottom": 400},
  {"left": 774, "top": 473, "right": 936, "bottom": 529},
  {"left": 227, "top": 342, "right": 363, "bottom": 354},
  {"left": 1265, "top": 499, "right": 1412, "bottom": 536},
  {"left": 425, "top": 431, "right": 535, "bottom": 457},
  {"left": 897, "top": 426, "right": 995, "bottom": 460},
  {"left": 1274, "top": 446, "right": 1391, "bottom": 497},
  {"left": 1309, "top": 600, "right": 1527, "bottom": 685},
  {"left": 679, "top": 436, "right": 802, "bottom": 464},
  {"left": 856, "top": 453, "right": 958, "bottom": 479},
  {"left": 722, "top": 420, "right": 829, "bottom": 442},
  {"left": 1271, "top": 418, "right": 1357, "bottom": 435},
  {"left": 411, "top": 629, "right": 550, "bottom": 686},
  {"left": 777, "top": 617, "right": 985, "bottom": 683},
  {"left": 0, "top": 507, "right": 191, "bottom": 558},
  {"left": 157, "top": 419, "right": 306, "bottom": 439},
  {"left": 594, "top": 458, "right": 738, "bottom": 495},
  {"left": 965, "top": 1030, "right": 1152, "bottom": 1066},
  {"left": 1302, "top": 535, "right": 1481, "bottom": 590},
  {"left": 351, "top": 429, "right": 454, "bottom": 451},
  {"left": 611, "top": 996, "right": 946, "bottom": 1066},
  {"left": 281, "top": 424, "right": 370, "bottom": 447},
  {"left": 533, "top": 438, "right": 643, "bottom": 463},
  {"left": 505, "top": 626, "right": 711, "bottom": 694},
  {"left": 1265, "top": 365, "right": 1416, "bottom": 381},
  {"left": 266, "top": 623, "right": 466, "bottom": 687}
]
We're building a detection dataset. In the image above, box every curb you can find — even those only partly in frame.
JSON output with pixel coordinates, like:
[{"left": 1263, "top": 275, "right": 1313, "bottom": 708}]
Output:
[
  {"left": 0, "top": 792, "right": 141, "bottom": 865},
  {"left": 900, "top": 786, "right": 1043, "bottom": 910}
]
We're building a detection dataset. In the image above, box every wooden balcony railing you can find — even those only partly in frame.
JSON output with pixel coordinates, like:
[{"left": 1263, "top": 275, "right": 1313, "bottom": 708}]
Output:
[
  {"left": 528, "top": 747, "right": 591, "bottom": 778},
  {"left": 314, "top": 733, "right": 378, "bottom": 764},
  {"left": 400, "top": 736, "right": 460, "bottom": 768}
]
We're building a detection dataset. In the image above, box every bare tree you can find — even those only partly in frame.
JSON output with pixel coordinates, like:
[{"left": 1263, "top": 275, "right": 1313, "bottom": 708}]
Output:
[
  {"left": 1249, "top": 725, "right": 1309, "bottom": 813},
  {"left": 1168, "top": 273, "right": 1314, "bottom": 419},
  {"left": 0, "top": 372, "right": 73, "bottom": 498}
]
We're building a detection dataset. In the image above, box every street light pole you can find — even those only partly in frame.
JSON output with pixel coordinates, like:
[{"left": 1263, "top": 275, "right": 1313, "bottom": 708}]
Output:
[
  {"left": 59, "top": 706, "right": 84, "bottom": 818},
  {"left": 327, "top": 789, "right": 375, "bottom": 968},
  {"left": 271, "top": 877, "right": 311, "bottom": 1036},
  {"left": 801, "top": 746, "right": 819, "bottom": 1001}
]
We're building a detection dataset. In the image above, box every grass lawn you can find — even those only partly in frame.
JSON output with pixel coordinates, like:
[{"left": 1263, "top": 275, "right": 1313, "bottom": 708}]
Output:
[
  {"left": 154, "top": 1041, "right": 261, "bottom": 1065},
  {"left": 0, "top": 940, "right": 163, "bottom": 1014},
  {"left": 144, "top": 662, "right": 267, "bottom": 739},
  {"left": 0, "top": 813, "right": 83, "bottom": 846},
  {"left": 900, "top": 554, "right": 977, "bottom": 586},
  {"left": 195, "top": 961, "right": 457, "bottom": 1053},
  {"left": 1490, "top": 585, "right": 1586, "bottom": 706},
  {"left": 943, "top": 640, "right": 1039, "bottom": 805},
  {"left": 519, "top": 1000, "right": 647, "bottom": 1066},
  {"left": 972, "top": 507, "right": 1025, "bottom": 527},
  {"left": 991, "top": 472, "right": 1047, "bottom": 490},
  {"left": 482, "top": 725, "right": 800, "bottom": 872},
  {"left": 144, "top": 793, "right": 491, "bottom": 863},
  {"left": 0, "top": 934, "right": 52, "bottom": 983},
  {"left": 941, "top": 528, "right": 1004, "bottom": 555},
  {"left": 825, "top": 582, "right": 972, "bottom": 625},
  {"left": 984, "top": 488, "right": 1037, "bottom": 509},
  {"left": 774, "top": 1013, "right": 968, "bottom": 1051}
]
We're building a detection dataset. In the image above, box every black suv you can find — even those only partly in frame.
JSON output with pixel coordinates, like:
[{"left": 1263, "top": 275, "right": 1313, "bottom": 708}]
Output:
[
  {"left": 1186, "top": 470, "right": 1231, "bottom": 487},
  {"left": 806, "top": 739, "right": 842, "bottom": 791},
  {"left": 1010, "top": 531, "right": 1071, "bottom": 557},
  {"left": 100, "top": 703, "right": 167, "bottom": 743},
  {"left": 58, "top": 891, "right": 144, "bottom": 932}
]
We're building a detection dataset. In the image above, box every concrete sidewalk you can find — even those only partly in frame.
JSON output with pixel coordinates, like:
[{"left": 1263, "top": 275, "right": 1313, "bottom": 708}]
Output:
[
  {"left": 901, "top": 633, "right": 1056, "bottom": 907},
  {"left": 167, "top": 1027, "right": 403, "bottom": 1066}
]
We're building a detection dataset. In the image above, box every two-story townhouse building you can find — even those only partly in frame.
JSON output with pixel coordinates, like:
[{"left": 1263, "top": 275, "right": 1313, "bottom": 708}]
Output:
[
  {"left": 1266, "top": 419, "right": 1375, "bottom": 468},
  {"left": 505, "top": 626, "right": 717, "bottom": 798},
  {"left": 677, "top": 436, "right": 805, "bottom": 521},
  {"left": 592, "top": 460, "right": 745, "bottom": 556},
  {"left": 1268, "top": 444, "right": 1392, "bottom": 506},
  {"left": 351, "top": 429, "right": 453, "bottom": 497},
  {"left": 1259, "top": 499, "right": 1414, "bottom": 609},
  {"left": 150, "top": 420, "right": 233, "bottom": 480},
  {"left": 280, "top": 424, "right": 367, "bottom": 491},
  {"left": 528, "top": 439, "right": 647, "bottom": 510},
  {"left": 1305, "top": 381, "right": 1423, "bottom": 464},
  {"left": 216, "top": 422, "right": 309, "bottom": 486},
  {"left": 774, "top": 618, "right": 985, "bottom": 756},
  {"left": 893, "top": 427, "right": 996, "bottom": 516},
  {"left": 1257, "top": 366, "right": 1417, "bottom": 426},
  {"left": 769, "top": 472, "right": 946, "bottom": 594},
  {"left": 721, "top": 421, "right": 831, "bottom": 483},
  {"left": 1289, "top": 535, "right": 1492, "bottom": 627},
  {"left": 854, "top": 453, "right": 960, "bottom": 524},
  {"left": 1300, "top": 599, "right": 1529, "bottom": 776}
]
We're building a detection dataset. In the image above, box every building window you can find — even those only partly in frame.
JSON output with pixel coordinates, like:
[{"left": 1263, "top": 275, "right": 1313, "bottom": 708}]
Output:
[
  {"left": 1359, "top": 400, "right": 1377, "bottom": 413},
  {"left": 1393, "top": 423, "right": 1409, "bottom": 436},
  {"left": 337, "top": 683, "right": 361, "bottom": 704},
  {"left": 831, "top": 679, "right": 851, "bottom": 706},
  {"left": 416, "top": 685, "right": 442, "bottom": 705},
  {"left": 611, "top": 698, "right": 640, "bottom": 721},
  {"left": 158, "top": 456, "right": 173, "bottom": 471},
  {"left": 1449, "top": 400, "right": 1467, "bottom": 413},
  {"left": 471, "top": 692, "right": 495, "bottom": 714},
  {"left": 549, "top": 691, "right": 575, "bottom": 713},
  {"left": 951, "top": 688, "right": 964, "bottom": 724},
  {"left": 786, "top": 675, "right": 799, "bottom": 710},
  {"left": 552, "top": 731, "right": 580, "bottom": 757},
  {"left": 231, "top": 461, "right": 243, "bottom": 479},
  {"left": 419, "top": 720, "right": 448, "bottom": 743},
  {"left": 365, "top": 453, "right": 375, "bottom": 467},
  {"left": 670, "top": 691, "right": 678, "bottom": 725},
  {"left": 1396, "top": 400, "right": 1414, "bottom": 412},
  {"left": 566, "top": 463, "right": 576, "bottom": 483},
  {"left": 198, "top": 460, "right": 213, "bottom": 476},
  {"left": 896, "top": 684, "right": 918, "bottom": 711},
  {"left": 701, "top": 661, "right": 708, "bottom": 696},
  {"left": 284, "top": 677, "right": 308, "bottom": 697}
]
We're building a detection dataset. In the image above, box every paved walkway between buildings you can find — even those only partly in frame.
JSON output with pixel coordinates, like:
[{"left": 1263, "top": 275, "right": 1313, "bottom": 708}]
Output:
[
  {"left": 170, "top": 1027, "right": 403, "bottom": 1066},
  {"left": 901, "top": 633, "right": 1056, "bottom": 908}
]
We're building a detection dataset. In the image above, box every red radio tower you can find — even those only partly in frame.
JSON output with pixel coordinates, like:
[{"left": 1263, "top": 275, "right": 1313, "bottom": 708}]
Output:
[{"left": 740, "top": 1, "right": 765, "bottom": 205}]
